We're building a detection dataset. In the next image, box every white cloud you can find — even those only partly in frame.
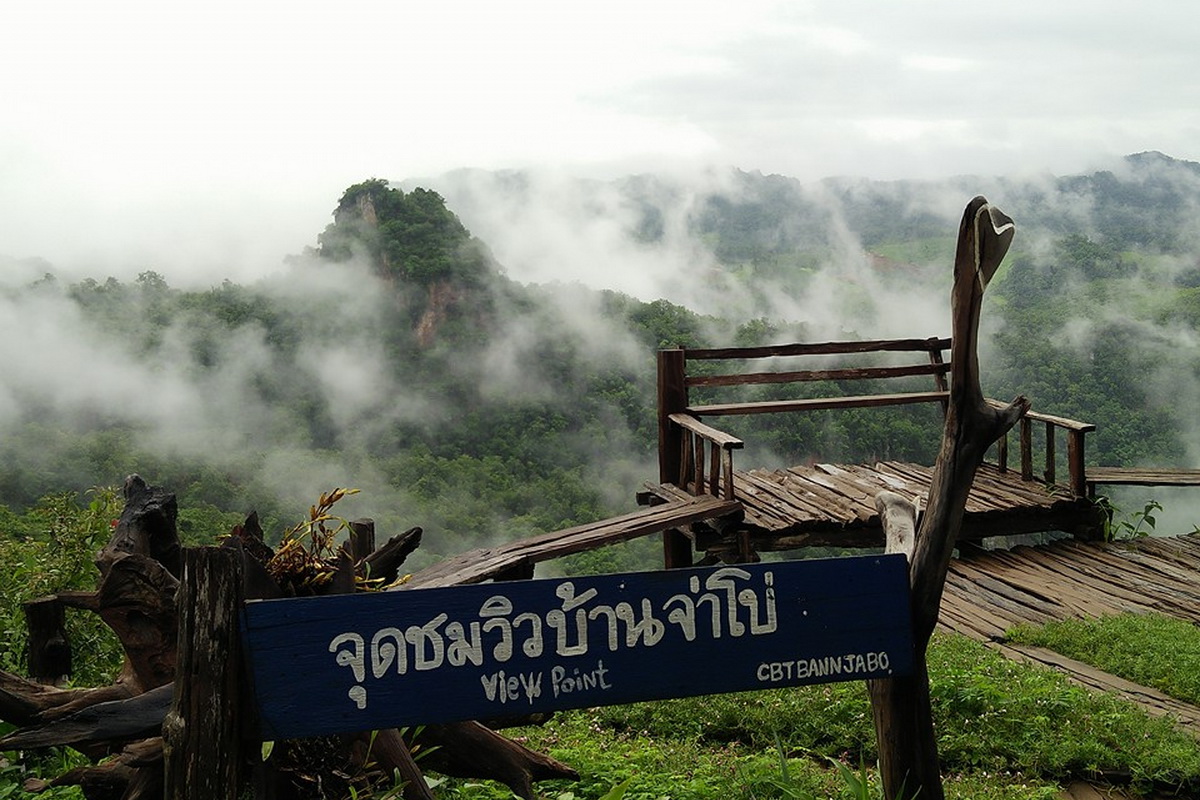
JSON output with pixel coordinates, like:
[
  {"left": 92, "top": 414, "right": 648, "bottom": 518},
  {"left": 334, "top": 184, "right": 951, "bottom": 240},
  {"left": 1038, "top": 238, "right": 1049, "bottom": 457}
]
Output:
[{"left": 0, "top": 0, "right": 1197, "bottom": 283}]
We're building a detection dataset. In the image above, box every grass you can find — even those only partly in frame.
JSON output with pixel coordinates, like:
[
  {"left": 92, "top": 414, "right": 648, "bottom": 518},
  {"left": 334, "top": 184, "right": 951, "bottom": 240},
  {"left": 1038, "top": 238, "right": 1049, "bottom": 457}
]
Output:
[
  {"left": 1008, "top": 612, "right": 1200, "bottom": 707},
  {"left": 431, "top": 633, "right": 1200, "bottom": 800},
  {"left": 4, "top": 494, "right": 1200, "bottom": 800},
  {"left": 6, "top": 627, "right": 1198, "bottom": 799}
]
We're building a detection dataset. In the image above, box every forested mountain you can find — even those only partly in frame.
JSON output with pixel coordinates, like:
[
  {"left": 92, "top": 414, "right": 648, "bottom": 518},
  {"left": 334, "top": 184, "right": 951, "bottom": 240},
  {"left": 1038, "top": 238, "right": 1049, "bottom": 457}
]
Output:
[{"left": 3, "top": 152, "right": 1200, "bottom": 562}]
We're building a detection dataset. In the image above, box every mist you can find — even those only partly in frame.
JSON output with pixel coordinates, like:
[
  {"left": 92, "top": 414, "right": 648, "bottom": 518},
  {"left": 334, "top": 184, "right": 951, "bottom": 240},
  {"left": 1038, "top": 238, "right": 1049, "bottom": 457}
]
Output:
[{"left": 4, "top": 152, "right": 1200, "bottom": 553}]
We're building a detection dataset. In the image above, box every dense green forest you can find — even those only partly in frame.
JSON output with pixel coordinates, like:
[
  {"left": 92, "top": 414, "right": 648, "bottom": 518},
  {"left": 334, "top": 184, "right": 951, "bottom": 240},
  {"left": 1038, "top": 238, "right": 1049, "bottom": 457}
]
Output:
[{"left": 3, "top": 153, "right": 1200, "bottom": 564}]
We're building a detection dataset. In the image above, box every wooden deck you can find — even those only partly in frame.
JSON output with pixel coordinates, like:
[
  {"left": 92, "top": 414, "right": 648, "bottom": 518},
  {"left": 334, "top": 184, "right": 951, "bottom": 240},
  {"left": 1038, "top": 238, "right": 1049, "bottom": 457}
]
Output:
[
  {"left": 1088, "top": 467, "right": 1200, "bottom": 488},
  {"left": 939, "top": 532, "right": 1200, "bottom": 732},
  {"left": 646, "top": 460, "right": 1103, "bottom": 557}
]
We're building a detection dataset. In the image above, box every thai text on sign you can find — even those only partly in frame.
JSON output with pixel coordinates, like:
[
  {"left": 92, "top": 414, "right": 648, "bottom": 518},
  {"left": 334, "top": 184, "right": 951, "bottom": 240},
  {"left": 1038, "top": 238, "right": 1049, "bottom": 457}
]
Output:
[{"left": 241, "top": 555, "right": 913, "bottom": 739}]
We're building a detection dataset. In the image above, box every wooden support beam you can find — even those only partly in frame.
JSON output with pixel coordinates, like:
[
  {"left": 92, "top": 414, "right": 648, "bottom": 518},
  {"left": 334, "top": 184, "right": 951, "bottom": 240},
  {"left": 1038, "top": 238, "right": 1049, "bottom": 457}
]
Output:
[
  {"left": 657, "top": 349, "right": 687, "bottom": 485},
  {"left": 1020, "top": 418, "right": 1033, "bottom": 480},
  {"left": 659, "top": 348, "right": 694, "bottom": 566},
  {"left": 1068, "top": 430, "right": 1087, "bottom": 498}
]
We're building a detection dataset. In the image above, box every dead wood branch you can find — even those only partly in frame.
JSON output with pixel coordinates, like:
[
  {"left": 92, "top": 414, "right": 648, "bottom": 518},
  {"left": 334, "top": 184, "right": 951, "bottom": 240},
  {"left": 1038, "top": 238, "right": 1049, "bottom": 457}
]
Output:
[{"left": 869, "top": 196, "right": 1029, "bottom": 800}]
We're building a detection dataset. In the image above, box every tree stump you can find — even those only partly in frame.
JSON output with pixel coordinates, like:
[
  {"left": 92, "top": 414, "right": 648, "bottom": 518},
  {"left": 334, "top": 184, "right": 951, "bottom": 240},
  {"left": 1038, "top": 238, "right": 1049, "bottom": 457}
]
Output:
[{"left": 23, "top": 596, "right": 71, "bottom": 685}]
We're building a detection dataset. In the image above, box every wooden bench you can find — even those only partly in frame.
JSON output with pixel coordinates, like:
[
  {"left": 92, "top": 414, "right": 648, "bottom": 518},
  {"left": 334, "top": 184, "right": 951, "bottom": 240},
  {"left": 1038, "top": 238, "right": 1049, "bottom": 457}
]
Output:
[{"left": 653, "top": 338, "right": 1100, "bottom": 564}]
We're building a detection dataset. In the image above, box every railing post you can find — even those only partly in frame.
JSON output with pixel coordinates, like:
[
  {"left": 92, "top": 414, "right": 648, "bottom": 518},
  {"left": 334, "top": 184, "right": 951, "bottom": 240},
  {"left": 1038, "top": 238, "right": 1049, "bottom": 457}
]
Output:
[
  {"left": 927, "top": 338, "right": 950, "bottom": 416},
  {"left": 164, "top": 546, "right": 245, "bottom": 800},
  {"left": 708, "top": 443, "right": 721, "bottom": 497},
  {"left": 1044, "top": 421, "right": 1056, "bottom": 485},
  {"left": 658, "top": 348, "right": 693, "bottom": 569},
  {"left": 1067, "top": 430, "right": 1087, "bottom": 497},
  {"left": 658, "top": 349, "right": 687, "bottom": 486},
  {"left": 1020, "top": 418, "right": 1033, "bottom": 481}
]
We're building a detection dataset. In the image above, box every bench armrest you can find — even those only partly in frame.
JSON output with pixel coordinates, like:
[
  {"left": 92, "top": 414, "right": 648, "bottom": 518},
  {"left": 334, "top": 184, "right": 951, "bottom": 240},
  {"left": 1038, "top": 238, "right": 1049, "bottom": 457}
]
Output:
[
  {"left": 667, "top": 413, "right": 742, "bottom": 499},
  {"left": 668, "top": 413, "right": 744, "bottom": 449}
]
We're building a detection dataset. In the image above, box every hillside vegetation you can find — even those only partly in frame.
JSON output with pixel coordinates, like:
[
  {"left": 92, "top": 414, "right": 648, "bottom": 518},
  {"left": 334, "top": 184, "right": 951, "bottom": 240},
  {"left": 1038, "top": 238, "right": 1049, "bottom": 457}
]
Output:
[
  {"left": 3, "top": 154, "right": 1200, "bottom": 553},
  {"left": 4, "top": 154, "right": 1200, "bottom": 798}
]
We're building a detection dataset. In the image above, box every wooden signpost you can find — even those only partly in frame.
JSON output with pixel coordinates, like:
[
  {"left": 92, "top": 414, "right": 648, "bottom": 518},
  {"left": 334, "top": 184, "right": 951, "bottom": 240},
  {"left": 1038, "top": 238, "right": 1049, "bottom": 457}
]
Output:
[{"left": 241, "top": 555, "right": 914, "bottom": 740}]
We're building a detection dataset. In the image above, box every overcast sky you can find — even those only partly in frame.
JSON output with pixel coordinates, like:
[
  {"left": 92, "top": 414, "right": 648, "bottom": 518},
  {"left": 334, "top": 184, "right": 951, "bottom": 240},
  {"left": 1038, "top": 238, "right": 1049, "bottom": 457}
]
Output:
[{"left": 3, "top": 0, "right": 1197, "bottom": 284}]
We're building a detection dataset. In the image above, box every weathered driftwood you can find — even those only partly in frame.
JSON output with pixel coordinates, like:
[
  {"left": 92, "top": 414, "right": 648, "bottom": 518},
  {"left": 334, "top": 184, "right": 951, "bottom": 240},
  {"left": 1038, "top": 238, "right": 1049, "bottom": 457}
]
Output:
[
  {"left": 868, "top": 196, "right": 1029, "bottom": 800},
  {"left": 0, "top": 684, "right": 172, "bottom": 750},
  {"left": 23, "top": 596, "right": 72, "bottom": 684},
  {"left": 363, "top": 525, "right": 423, "bottom": 585},
  {"left": 97, "top": 475, "right": 181, "bottom": 579},
  {"left": 875, "top": 491, "right": 916, "bottom": 560},
  {"left": 417, "top": 720, "right": 581, "bottom": 799},
  {"left": 1, "top": 475, "right": 577, "bottom": 800},
  {"left": 162, "top": 547, "right": 245, "bottom": 800}
]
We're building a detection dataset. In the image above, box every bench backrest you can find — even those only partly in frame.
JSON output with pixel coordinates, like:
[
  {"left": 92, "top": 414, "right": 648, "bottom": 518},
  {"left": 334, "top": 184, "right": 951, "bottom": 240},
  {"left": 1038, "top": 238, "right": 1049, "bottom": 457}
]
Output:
[{"left": 657, "top": 337, "right": 951, "bottom": 494}]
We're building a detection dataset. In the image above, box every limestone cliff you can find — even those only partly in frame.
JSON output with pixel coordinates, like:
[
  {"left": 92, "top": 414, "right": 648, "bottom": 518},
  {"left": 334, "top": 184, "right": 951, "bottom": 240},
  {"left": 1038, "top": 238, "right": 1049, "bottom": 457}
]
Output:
[{"left": 316, "top": 178, "right": 498, "bottom": 348}]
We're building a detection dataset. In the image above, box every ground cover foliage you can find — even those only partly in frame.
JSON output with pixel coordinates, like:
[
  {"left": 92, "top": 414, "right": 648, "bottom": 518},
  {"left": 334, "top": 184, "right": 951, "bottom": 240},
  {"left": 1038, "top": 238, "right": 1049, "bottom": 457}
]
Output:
[
  {"left": 1009, "top": 613, "right": 1200, "bottom": 707},
  {"left": 4, "top": 491, "right": 1200, "bottom": 799},
  {"left": 433, "top": 633, "right": 1200, "bottom": 800}
]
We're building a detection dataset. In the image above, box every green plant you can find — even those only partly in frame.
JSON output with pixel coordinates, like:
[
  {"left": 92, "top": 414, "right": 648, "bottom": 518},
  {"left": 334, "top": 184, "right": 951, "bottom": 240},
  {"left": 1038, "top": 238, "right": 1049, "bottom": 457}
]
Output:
[
  {"left": 753, "top": 732, "right": 915, "bottom": 800},
  {"left": 1094, "top": 496, "right": 1162, "bottom": 541},
  {"left": 0, "top": 487, "right": 125, "bottom": 684},
  {"left": 264, "top": 487, "right": 363, "bottom": 594}
]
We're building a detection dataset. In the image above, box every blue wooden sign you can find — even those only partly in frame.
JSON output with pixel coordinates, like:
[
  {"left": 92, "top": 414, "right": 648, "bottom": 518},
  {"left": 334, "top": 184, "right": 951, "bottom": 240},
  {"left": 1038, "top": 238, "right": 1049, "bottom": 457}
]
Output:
[{"left": 240, "top": 555, "right": 913, "bottom": 740}]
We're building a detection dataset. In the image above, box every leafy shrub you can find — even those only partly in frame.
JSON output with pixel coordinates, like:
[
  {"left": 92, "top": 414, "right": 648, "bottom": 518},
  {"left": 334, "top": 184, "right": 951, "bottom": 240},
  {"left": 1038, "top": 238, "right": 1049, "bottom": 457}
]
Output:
[{"left": 0, "top": 489, "right": 125, "bottom": 685}]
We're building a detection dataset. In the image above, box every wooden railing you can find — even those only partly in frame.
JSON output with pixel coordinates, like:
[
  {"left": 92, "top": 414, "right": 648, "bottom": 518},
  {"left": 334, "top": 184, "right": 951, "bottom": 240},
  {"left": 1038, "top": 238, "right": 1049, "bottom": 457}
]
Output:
[
  {"left": 657, "top": 338, "right": 952, "bottom": 497},
  {"left": 989, "top": 401, "right": 1096, "bottom": 496},
  {"left": 669, "top": 412, "right": 744, "bottom": 500},
  {"left": 658, "top": 339, "right": 1096, "bottom": 502}
]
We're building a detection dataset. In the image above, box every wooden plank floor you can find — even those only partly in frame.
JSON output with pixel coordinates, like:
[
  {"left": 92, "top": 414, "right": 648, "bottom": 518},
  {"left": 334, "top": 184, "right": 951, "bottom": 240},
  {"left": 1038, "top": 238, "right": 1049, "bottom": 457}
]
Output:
[
  {"left": 939, "top": 533, "right": 1200, "bottom": 733},
  {"left": 403, "top": 493, "right": 742, "bottom": 589},
  {"left": 732, "top": 461, "right": 1099, "bottom": 547},
  {"left": 1088, "top": 466, "right": 1200, "bottom": 486}
]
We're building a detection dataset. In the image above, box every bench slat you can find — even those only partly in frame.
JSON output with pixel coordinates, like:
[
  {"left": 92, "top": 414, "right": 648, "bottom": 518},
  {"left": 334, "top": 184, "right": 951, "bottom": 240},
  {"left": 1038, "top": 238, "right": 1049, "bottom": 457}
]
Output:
[
  {"left": 686, "top": 362, "right": 951, "bottom": 388},
  {"left": 682, "top": 337, "right": 950, "bottom": 360},
  {"left": 689, "top": 391, "right": 950, "bottom": 416}
]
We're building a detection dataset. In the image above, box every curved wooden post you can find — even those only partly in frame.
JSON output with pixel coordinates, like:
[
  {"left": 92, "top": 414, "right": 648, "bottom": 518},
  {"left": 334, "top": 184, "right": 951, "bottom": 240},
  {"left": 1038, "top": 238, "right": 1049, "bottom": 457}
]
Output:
[{"left": 869, "top": 197, "right": 1029, "bottom": 800}]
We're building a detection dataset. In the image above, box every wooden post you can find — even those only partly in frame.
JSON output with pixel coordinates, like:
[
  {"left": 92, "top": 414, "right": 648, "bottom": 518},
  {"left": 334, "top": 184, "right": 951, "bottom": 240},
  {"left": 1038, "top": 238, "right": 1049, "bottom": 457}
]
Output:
[
  {"left": 349, "top": 518, "right": 376, "bottom": 562},
  {"left": 658, "top": 348, "right": 693, "bottom": 568},
  {"left": 163, "top": 546, "right": 245, "bottom": 800},
  {"left": 1020, "top": 418, "right": 1033, "bottom": 480},
  {"left": 927, "top": 340, "right": 949, "bottom": 416},
  {"left": 657, "top": 349, "right": 688, "bottom": 486},
  {"left": 23, "top": 597, "right": 71, "bottom": 684},
  {"left": 868, "top": 197, "right": 1028, "bottom": 800},
  {"left": 1044, "top": 421, "right": 1056, "bottom": 485},
  {"left": 1067, "top": 430, "right": 1087, "bottom": 497}
]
